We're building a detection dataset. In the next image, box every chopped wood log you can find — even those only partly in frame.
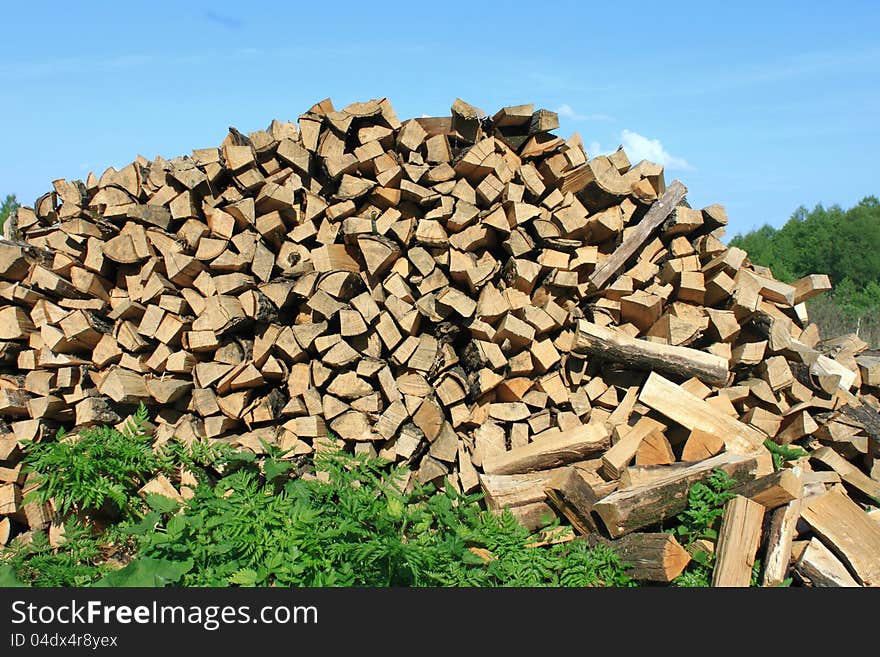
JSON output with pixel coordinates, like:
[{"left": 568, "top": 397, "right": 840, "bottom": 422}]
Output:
[
  {"left": 794, "top": 537, "right": 860, "bottom": 587},
  {"left": 639, "top": 372, "right": 768, "bottom": 460},
  {"left": 593, "top": 453, "right": 758, "bottom": 538},
  {"left": 138, "top": 474, "right": 184, "bottom": 504},
  {"left": 712, "top": 495, "right": 765, "bottom": 587},
  {"left": 792, "top": 274, "right": 832, "bottom": 305},
  {"left": 482, "top": 423, "right": 610, "bottom": 475},
  {"left": 605, "top": 533, "right": 691, "bottom": 583},
  {"left": 480, "top": 470, "right": 554, "bottom": 511},
  {"left": 543, "top": 467, "right": 600, "bottom": 535},
  {"left": 634, "top": 430, "right": 675, "bottom": 466},
  {"left": 601, "top": 417, "right": 666, "bottom": 479},
  {"left": 810, "top": 445, "right": 880, "bottom": 502},
  {"left": 732, "top": 468, "right": 803, "bottom": 509},
  {"left": 762, "top": 498, "right": 802, "bottom": 587},
  {"left": 800, "top": 488, "right": 880, "bottom": 586},
  {"left": 681, "top": 429, "right": 725, "bottom": 462},
  {"left": 98, "top": 368, "right": 150, "bottom": 404},
  {"left": 588, "top": 181, "right": 687, "bottom": 290},
  {"left": 856, "top": 353, "right": 880, "bottom": 387},
  {"left": 573, "top": 320, "right": 729, "bottom": 386}
]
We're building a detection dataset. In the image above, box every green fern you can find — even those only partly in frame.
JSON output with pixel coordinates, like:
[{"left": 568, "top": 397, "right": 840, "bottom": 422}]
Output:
[
  {"left": 671, "top": 468, "right": 737, "bottom": 587},
  {"left": 763, "top": 439, "right": 809, "bottom": 471},
  {"left": 23, "top": 403, "right": 160, "bottom": 518},
  {"left": 9, "top": 416, "right": 635, "bottom": 588},
  {"left": 0, "top": 521, "right": 112, "bottom": 586}
]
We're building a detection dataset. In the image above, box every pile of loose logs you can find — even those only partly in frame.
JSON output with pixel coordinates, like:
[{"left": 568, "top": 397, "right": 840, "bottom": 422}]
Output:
[{"left": 0, "top": 96, "right": 878, "bottom": 586}]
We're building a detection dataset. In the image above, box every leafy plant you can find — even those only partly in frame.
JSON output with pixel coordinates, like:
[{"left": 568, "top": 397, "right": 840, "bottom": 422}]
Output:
[
  {"left": 0, "top": 521, "right": 112, "bottom": 587},
  {"left": 128, "top": 450, "right": 634, "bottom": 587},
  {"left": 763, "top": 439, "right": 808, "bottom": 472},
  {"left": 0, "top": 193, "right": 18, "bottom": 234},
  {"left": 7, "top": 406, "right": 634, "bottom": 588},
  {"left": 674, "top": 468, "right": 736, "bottom": 546},
  {"left": 22, "top": 403, "right": 160, "bottom": 518},
  {"left": 671, "top": 468, "right": 737, "bottom": 587}
]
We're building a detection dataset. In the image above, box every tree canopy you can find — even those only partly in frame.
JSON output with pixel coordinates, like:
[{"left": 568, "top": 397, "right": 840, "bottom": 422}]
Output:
[
  {"left": 729, "top": 196, "right": 880, "bottom": 320},
  {"left": 0, "top": 194, "right": 18, "bottom": 233}
]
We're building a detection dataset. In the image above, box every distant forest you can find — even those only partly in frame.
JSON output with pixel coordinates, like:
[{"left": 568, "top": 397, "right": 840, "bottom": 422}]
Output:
[{"left": 729, "top": 196, "right": 880, "bottom": 345}]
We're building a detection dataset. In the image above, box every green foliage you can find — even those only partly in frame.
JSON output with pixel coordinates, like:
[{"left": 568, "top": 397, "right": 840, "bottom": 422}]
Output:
[
  {"left": 0, "top": 521, "right": 112, "bottom": 587},
  {"left": 129, "top": 450, "right": 634, "bottom": 587},
  {"left": 4, "top": 409, "right": 634, "bottom": 588},
  {"left": 0, "top": 194, "right": 18, "bottom": 233},
  {"left": 763, "top": 439, "right": 808, "bottom": 472},
  {"left": 21, "top": 404, "right": 235, "bottom": 520},
  {"left": 674, "top": 468, "right": 736, "bottom": 546},
  {"left": 671, "top": 469, "right": 737, "bottom": 587},
  {"left": 22, "top": 403, "right": 160, "bottom": 518},
  {"left": 729, "top": 197, "right": 880, "bottom": 345},
  {"left": 95, "top": 557, "right": 193, "bottom": 587}
]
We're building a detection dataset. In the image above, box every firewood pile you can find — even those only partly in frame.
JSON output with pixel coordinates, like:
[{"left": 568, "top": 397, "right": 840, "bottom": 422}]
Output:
[{"left": 0, "top": 96, "right": 878, "bottom": 586}]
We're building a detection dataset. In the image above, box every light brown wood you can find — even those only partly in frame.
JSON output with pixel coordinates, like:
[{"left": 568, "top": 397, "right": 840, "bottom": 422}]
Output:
[
  {"left": 681, "top": 429, "right": 725, "bottom": 462},
  {"left": 601, "top": 417, "right": 666, "bottom": 479},
  {"left": 762, "top": 498, "right": 802, "bottom": 587},
  {"left": 800, "top": 488, "right": 880, "bottom": 586},
  {"left": 594, "top": 453, "right": 758, "bottom": 538},
  {"left": 732, "top": 468, "right": 803, "bottom": 509},
  {"left": 639, "top": 372, "right": 768, "bottom": 460},
  {"left": 573, "top": 320, "right": 729, "bottom": 386},
  {"left": 606, "top": 533, "right": 691, "bottom": 583},
  {"left": 543, "top": 466, "right": 600, "bottom": 535},
  {"left": 810, "top": 446, "right": 880, "bottom": 501},
  {"left": 634, "top": 429, "right": 675, "bottom": 466},
  {"left": 792, "top": 274, "right": 832, "bottom": 305},
  {"left": 588, "top": 180, "right": 688, "bottom": 290},
  {"left": 712, "top": 495, "right": 765, "bottom": 587},
  {"left": 482, "top": 423, "right": 610, "bottom": 475},
  {"left": 795, "top": 537, "right": 860, "bottom": 587}
]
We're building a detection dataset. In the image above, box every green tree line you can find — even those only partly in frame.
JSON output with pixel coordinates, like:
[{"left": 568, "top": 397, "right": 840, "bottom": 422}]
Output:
[
  {"left": 0, "top": 194, "right": 18, "bottom": 233},
  {"left": 729, "top": 196, "right": 880, "bottom": 344}
]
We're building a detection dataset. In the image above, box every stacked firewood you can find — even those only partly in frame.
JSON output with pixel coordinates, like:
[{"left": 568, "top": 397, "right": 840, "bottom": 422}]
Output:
[{"left": 0, "top": 96, "right": 878, "bottom": 585}]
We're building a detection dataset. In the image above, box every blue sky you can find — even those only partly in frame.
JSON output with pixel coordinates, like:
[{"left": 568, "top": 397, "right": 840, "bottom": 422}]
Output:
[{"left": 1, "top": 0, "right": 878, "bottom": 238}]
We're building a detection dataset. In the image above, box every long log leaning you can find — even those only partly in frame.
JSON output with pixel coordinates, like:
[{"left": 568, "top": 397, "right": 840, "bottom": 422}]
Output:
[
  {"left": 639, "top": 372, "right": 770, "bottom": 466},
  {"left": 588, "top": 180, "right": 688, "bottom": 290},
  {"left": 573, "top": 320, "right": 730, "bottom": 386}
]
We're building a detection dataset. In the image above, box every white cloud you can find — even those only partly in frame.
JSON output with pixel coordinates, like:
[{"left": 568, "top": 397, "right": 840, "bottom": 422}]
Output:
[
  {"left": 585, "top": 141, "right": 607, "bottom": 158},
  {"left": 619, "top": 129, "right": 692, "bottom": 170},
  {"left": 556, "top": 104, "right": 613, "bottom": 122}
]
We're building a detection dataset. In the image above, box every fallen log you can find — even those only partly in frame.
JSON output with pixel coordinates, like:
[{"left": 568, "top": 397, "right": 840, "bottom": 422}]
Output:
[
  {"left": 573, "top": 320, "right": 730, "bottom": 386},
  {"left": 592, "top": 452, "right": 758, "bottom": 538}
]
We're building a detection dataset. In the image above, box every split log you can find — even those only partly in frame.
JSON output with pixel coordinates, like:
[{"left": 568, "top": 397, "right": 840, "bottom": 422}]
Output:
[
  {"left": 605, "top": 533, "right": 691, "bottom": 583},
  {"left": 732, "top": 468, "right": 803, "bottom": 509},
  {"left": 794, "top": 537, "right": 860, "bottom": 587},
  {"left": 543, "top": 467, "right": 600, "bottom": 535},
  {"left": 573, "top": 320, "right": 729, "bottom": 386},
  {"left": 712, "top": 495, "right": 765, "bottom": 587},
  {"left": 593, "top": 453, "right": 758, "bottom": 538},
  {"left": 639, "top": 372, "right": 769, "bottom": 463},
  {"left": 762, "top": 499, "right": 802, "bottom": 587},
  {"left": 588, "top": 181, "right": 687, "bottom": 290},
  {"left": 601, "top": 417, "right": 666, "bottom": 480},
  {"left": 810, "top": 446, "right": 880, "bottom": 502},
  {"left": 482, "top": 423, "right": 610, "bottom": 475},
  {"left": 800, "top": 488, "right": 880, "bottom": 586}
]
